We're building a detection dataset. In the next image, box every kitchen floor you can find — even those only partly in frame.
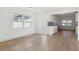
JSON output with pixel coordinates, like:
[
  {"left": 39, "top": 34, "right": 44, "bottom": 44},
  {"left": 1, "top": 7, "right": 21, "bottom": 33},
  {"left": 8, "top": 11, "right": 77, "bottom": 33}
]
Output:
[{"left": 0, "top": 30, "right": 78, "bottom": 51}]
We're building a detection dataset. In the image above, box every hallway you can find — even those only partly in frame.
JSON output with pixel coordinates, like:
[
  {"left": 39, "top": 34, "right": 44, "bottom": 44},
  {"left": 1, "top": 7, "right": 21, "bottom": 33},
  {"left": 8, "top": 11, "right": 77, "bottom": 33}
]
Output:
[{"left": 0, "top": 30, "right": 78, "bottom": 51}]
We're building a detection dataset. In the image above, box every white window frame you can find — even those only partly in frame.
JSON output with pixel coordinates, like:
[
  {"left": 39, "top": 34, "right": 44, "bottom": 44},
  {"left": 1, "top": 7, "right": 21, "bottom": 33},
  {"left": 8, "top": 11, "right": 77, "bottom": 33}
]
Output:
[
  {"left": 62, "top": 20, "right": 72, "bottom": 26},
  {"left": 13, "top": 15, "right": 31, "bottom": 28}
]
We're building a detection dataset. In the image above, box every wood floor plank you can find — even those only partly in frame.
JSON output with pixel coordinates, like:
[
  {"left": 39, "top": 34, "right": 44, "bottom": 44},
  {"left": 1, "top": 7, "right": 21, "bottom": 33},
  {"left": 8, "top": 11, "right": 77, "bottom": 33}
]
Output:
[{"left": 0, "top": 30, "right": 78, "bottom": 51}]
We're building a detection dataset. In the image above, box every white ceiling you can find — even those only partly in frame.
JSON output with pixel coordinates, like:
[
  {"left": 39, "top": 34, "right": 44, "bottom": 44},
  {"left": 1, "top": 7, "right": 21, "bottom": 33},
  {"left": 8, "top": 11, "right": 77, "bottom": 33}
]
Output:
[
  {"left": 20, "top": 7, "right": 55, "bottom": 12},
  {"left": 15, "top": 7, "right": 79, "bottom": 13},
  {"left": 23, "top": 7, "right": 79, "bottom": 13}
]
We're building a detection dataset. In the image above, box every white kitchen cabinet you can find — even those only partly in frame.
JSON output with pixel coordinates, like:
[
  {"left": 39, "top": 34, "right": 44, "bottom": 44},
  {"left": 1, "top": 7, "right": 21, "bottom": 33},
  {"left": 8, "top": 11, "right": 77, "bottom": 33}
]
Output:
[{"left": 48, "top": 26, "right": 58, "bottom": 35}]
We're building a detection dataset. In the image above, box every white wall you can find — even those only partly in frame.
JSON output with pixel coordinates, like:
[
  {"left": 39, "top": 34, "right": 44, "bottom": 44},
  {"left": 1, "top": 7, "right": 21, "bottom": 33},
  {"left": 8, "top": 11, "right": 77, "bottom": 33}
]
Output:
[
  {"left": 34, "top": 13, "right": 49, "bottom": 34},
  {"left": 0, "top": 8, "right": 35, "bottom": 42},
  {"left": 50, "top": 15, "right": 61, "bottom": 29}
]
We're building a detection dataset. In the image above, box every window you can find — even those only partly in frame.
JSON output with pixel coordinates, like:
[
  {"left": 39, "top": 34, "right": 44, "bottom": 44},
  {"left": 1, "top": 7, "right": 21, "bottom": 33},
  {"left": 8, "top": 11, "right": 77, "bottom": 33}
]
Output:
[
  {"left": 62, "top": 20, "right": 72, "bottom": 26},
  {"left": 67, "top": 20, "right": 72, "bottom": 26},
  {"left": 23, "top": 16, "right": 31, "bottom": 27},
  {"left": 62, "top": 20, "right": 66, "bottom": 26},
  {"left": 13, "top": 15, "right": 31, "bottom": 28}
]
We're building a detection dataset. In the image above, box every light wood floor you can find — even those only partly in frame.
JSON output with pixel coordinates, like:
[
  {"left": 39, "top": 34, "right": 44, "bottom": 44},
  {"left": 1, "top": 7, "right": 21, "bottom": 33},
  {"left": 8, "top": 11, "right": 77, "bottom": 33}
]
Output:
[{"left": 0, "top": 30, "right": 78, "bottom": 51}]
